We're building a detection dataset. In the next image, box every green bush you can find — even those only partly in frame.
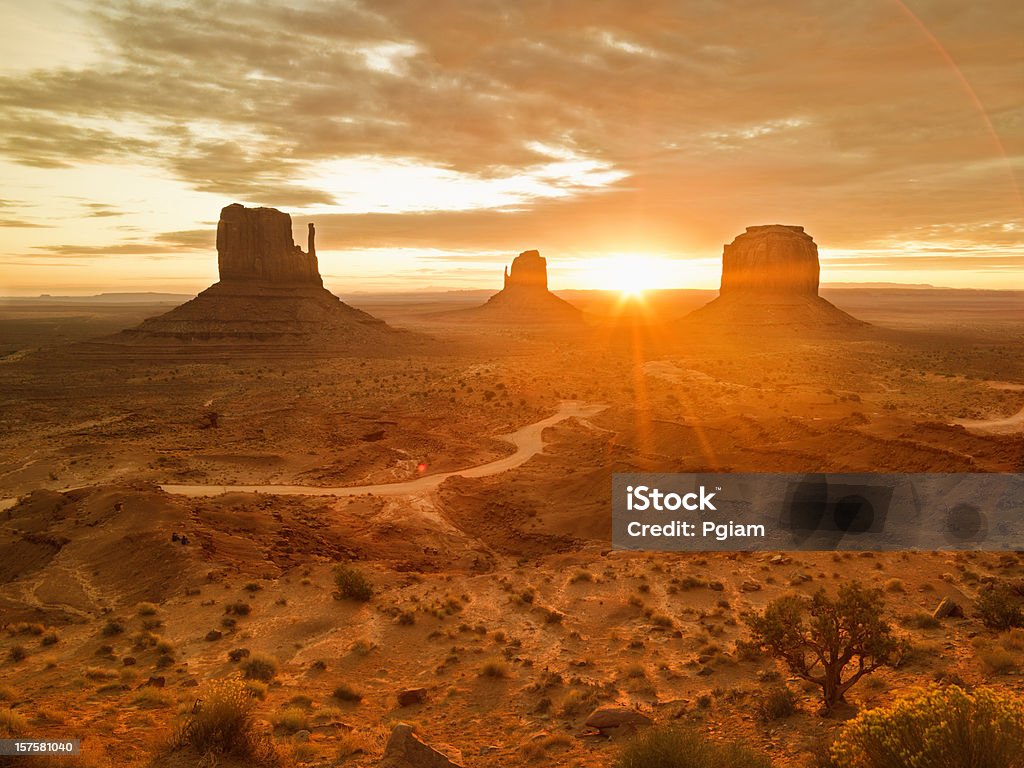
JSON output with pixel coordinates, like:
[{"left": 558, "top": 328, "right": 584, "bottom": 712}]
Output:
[
  {"left": 615, "top": 726, "right": 771, "bottom": 768},
  {"left": 334, "top": 565, "right": 373, "bottom": 602},
  {"left": 977, "top": 583, "right": 1024, "bottom": 631},
  {"left": 831, "top": 685, "right": 1024, "bottom": 768},
  {"left": 746, "top": 582, "right": 903, "bottom": 711}
]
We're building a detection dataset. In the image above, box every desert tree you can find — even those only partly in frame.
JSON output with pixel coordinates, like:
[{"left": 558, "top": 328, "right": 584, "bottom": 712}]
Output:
[{"left": 746, "top": 581, "right": 904, "bottom": 713}]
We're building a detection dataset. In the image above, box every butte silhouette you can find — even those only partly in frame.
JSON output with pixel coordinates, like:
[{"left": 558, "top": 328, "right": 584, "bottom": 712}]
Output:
[
  {"left": 686, "top": 225, "right": 862, "bottom": 328},
  {"left": 451, "top": 249, "right": 582, "bottom": 323},
  {"left": 115, "top": 204, "right": 399, "bottom": 349}
]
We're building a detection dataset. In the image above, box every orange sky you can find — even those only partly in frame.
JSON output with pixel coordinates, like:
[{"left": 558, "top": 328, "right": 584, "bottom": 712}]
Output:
[{"left": 0, "top": 0, "right": 1021, "bottom": 295}]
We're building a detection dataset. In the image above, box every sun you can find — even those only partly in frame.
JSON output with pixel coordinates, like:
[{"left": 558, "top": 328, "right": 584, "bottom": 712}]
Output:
[{"left": 598, "top": 254, "right": 672, "bottom": 297}]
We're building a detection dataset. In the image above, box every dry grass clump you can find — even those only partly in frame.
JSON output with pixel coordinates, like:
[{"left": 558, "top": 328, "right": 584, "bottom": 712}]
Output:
[
  {"left": 169, "top": 677, "right": 281, "bottom": 765},
  {"left": 242, "top": 654, "right": 279, "bottom": 682},
  {"left": 614, "top": 726, "right": 771, "bottom": 768},
  {"left": 0, "top": 707, "right": 30, "bottom": 736}
]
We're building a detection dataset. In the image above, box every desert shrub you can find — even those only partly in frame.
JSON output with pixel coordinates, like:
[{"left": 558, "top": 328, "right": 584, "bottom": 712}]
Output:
[
  {"left": 8, "top": 645, "right": 27, "bottom": 662},
  {"left": 746, "top": 582, "right": 903, "bottom": 711},
  {"left": 758, "top": 686, "right": 797, "bottom": 721},
  {"left": 40, "top": 631, "right": 59, "bottom": 646},
  {"left": 271, "top": 706, "right": 308, "bottom": 733},
  {"left": 172, "top": 677, "right": 276, "bottom": 761},
  {"left": 976, "top": 583, "right": 1024, "bottom": 631},
  {"left": 332, "top": 684, "right": 362, "bottom": 703},
  {"left": 133, "top": 687, "right": 174, "bottom": 708},
  {"left": 830, "top": 685, "right": 1024, "bottom": 768},
  {"left": 334, "top": 565, "right": 373, "bottom": 602},
  {"left": 0, "top": 707, "right": 29, "bottom": 736},
  {"left": 570, "top": 570, "right": 594, "bottom": 584},
  {"left": 137, "top": 602, "right": 159, "bottom": 617},
  {"left": 225, "top": 602, "right": 252, "bottom": 617},
  {"left": 480, "top": 660, "right": 510, "bottom": 678},
  {"left": 242, "top": 654, "right": 278, "bottom": 682},
  {"left": 908, "top": 612, "right": 941, "bottom": 630},
  {"left": 977, "top": 646, "right": 1017, "bottom": 674},
  {"left": 101, "top": 618, "right": 125, "bottom": 636},
  {"left": 614, "top": 725, "right": 771, "bottom": 768}
]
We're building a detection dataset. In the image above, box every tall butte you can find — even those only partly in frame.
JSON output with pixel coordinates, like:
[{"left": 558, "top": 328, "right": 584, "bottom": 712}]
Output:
[
  {"left": 686, "top": 225, "right": 862, "bottom": 328},
  {"left": 118, "top": 204, "right": 397, "bottom": 349},
  {"left": 454, "top": 249, "right": 582, "bottom": 323}
]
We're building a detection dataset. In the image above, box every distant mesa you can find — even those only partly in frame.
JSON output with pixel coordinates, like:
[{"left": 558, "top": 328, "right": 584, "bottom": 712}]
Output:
[
  {"left": 687, "top": 225, "right": 863, "bottom": 328},
  {"left": 115, "top": 204, "right": 399, "bottom": 349},
  {"left": 449, "top": 249, "right": 582, "bottom": 323}
]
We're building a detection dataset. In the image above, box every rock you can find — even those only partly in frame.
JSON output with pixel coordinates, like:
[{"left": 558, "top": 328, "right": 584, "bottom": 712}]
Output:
[
  {"left": 143, "top": 676, "right": 165, "bottom": 688},
  {"left": 216, "top": 203, "right": 322, "bottom": 286},
  {"left": 180, "top": 678, "right": 199, "bottom": 688},
  {"left": 111, "top": 203, "right": 406, "bottom": 350},
  {"left": 122, "top": 656, "right": 136, "bottom": 666},
  {"left": 769, "top": 554, "right": 789, "bottom": 565},
  {"left": 292, "top": 729, "right": 311, "bottom": 743},
  {"left": 686, "top": 225, "right": 863, "bottom": 329},
  {"left": 932, "top": 597, "right": 963, "bottom": 619},
  {"left": 205, "top": 630, "right": 223, "bottom": 641},
  {"left": 450, "top": 249, "right": 582, "bottom": 324},
  {"left": 721, "top": 225, "right": 819, "bottom": 295},
  {"left": 740, "top": 579, "right": 762, "bottom": 592},
  {"left": 382, "top": 723, "right": 464, "bottom": 768},
  {"left": 397, "top": 687, "right": 428, "bottom": 707},
  {"left": 584, "top": 706, "right": 653, "bottom": 735},
  {"left": 503, "top": 249, "right": 548, "bottom": 291}
]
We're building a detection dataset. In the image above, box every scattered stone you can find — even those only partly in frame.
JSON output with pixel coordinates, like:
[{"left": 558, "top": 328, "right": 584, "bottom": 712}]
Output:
[
  {"left": 708, "top": 581, "right": 725, "bottom": 591},
  {"left": 382, "top": 723, "right": 464, "bottom": 768},
  {"left": 769, "top": 555, "right": 789, "bottom": 565},
  {"left": 932, "top": 597, "right": 964, "bottom": 620},
  {"left": 122, "top": 656, "right": 136, "bottom": 666},
  {"left": 205, "top": 630, "right": 223, "bottom": 641},
  {"left": 180, "top": 678, "right": 199, "bottom": 688},
  {"left": 171, "top": 532, "right": 179, "bottom": 542},
  {"left": 398, "top": 687, "right": 428, "bottom": 707},
  {"left": 740, "top": 579, "right": 762, "bottom": 592},
  {"left": 584, "top": 706, "right": 653, "bottom": 736},
  {"left": 293, "top": 729, "right": 311, "bottom": 743},
  {"left": 143, "top": 676, "right": 165, "bottom": 688}
]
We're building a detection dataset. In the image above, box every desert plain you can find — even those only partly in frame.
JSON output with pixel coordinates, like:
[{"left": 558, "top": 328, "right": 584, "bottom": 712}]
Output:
[{"left": 1, "top": 271, "right": 1023, "bottom": 768}]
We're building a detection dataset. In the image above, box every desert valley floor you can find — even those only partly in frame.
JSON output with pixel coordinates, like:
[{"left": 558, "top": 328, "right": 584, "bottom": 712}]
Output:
[{"left": 1, "top": 286, "right": 1023, "bottom": 767}]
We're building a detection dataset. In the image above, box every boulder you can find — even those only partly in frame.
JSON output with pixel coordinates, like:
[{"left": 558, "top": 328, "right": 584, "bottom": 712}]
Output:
[
  {"left": 397, "top": 687, "right": 428, "bottom": 707},
  {"left": 584, "top": 706, "right": 653, "bottom": 735},
  {"left": 382, "top": 723, "right": 463, "bottom": 768},
  {"left": 932, "top": 597, "right": 964, "bottom": 620}
]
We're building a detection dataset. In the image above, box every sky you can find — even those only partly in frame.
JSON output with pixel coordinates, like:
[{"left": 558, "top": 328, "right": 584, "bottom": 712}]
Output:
[{"left": 0, "top": 0, "right": 1021, "bottom": 296}]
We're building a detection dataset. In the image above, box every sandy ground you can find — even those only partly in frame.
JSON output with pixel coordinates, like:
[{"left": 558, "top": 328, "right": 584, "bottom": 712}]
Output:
[{"left": 0, "top": 288, "right": 1023, "bottom": 767}]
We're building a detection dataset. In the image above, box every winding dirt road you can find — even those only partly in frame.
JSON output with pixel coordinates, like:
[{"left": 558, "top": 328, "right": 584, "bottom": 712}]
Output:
[{"left": 160, "top": 400, "right": 607, "bottom": 498}]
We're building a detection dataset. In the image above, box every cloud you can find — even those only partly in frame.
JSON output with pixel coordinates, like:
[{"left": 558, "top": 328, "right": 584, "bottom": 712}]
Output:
[
  {"left": 0, "top": 0, "right": 1021, "bottom": 281},
  {"left": 0, "top": 219, "right": 50, "bottom": 228}
]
